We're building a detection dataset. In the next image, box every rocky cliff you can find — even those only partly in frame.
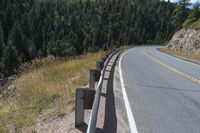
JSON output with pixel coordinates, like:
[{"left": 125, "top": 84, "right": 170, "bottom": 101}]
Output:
[{"left": 167, "top": 28, "right": 200, "bottom": 54}]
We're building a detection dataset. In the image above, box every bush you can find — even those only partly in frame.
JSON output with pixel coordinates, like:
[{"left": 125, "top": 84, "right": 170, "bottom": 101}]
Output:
[
  {"left": 190, "top": 19, "right": 200, "bottom": 29},
  {"left": 182, "top": 18, "right": 196, "bottom": 28}
]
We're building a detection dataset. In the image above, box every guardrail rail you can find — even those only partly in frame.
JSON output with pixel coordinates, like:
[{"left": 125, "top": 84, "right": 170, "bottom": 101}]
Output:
[{"left": 86, "top": 49, "right": 122, "bottom": 133}]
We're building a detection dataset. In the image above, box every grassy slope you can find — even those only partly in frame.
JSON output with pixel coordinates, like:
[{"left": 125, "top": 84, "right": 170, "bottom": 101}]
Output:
[
  {"left": 0, "top": 52, "right": 103, "bottom": 131},
  {"left": 158, "top": 48, "right": 200, "bottom": 61},
  {"left": 183, "top": 19, "right": 200, "bottom": 29},
  {"left": 190, "top": 19, "right": 200, "bottom": 29}
]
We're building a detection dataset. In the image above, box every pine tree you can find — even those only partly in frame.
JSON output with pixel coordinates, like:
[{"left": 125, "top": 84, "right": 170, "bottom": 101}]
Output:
[
  {"left": 12, "top": 21, "right": 28, "bottom": 61},
  {"left": 0, "top": 11, "right": 6, "bottom": 44},
  {"left": 0, "top": 22, "right": 5, "bottom": 77},
  {"left": 0, "top": 22, "right": 5, "bottom": 57},
  {"left": 155, "top": 31, "right": 162, "bottom": 44},
  {"left": 0, "top": 0, "right": 190, "bottom": 64},
  {"left": 68, "top": 31, "right": 79, "bottom": 55},
  {"left": 3, "top": 44, "right": 21, "bottom": 76},
  {"left": 32, "top": 16, "right": 43, "bottom": 51},
  {"left": 172, "top": 0, "right": 189, "bottom": 29},
  {"left": 5, "top": 6, "right": 14, "bottom": 44},
  {"left": 189, "top": 3, "right": 200, "bottom": 20},
  {"left": 21, "top": 14, "right": 32, "bottom": 40}
]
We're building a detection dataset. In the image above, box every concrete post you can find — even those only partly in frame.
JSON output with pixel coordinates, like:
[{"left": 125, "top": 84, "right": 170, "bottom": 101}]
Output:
[
  {"left": 96, "top": 61, "right": 104, "bottom": 70},
  {"left": 89, "top": 69, "right": 101, "bottom": 90},
  {"left": 75, "top": 88, "right": 85, "bottom": 127},
  {"left": 89, "top": 69, "right": 95, "bottom": 90},
  {"left": 84, "top": 89, "right": 95, "bottom": 109},
  {"left": 104, "top": 54, "right": 109, "bottom": 59}
]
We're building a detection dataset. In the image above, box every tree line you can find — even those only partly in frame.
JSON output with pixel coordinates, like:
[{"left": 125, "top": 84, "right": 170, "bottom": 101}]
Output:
[{"left": 0, "top": 0, "right": 199, "bottom": 77}]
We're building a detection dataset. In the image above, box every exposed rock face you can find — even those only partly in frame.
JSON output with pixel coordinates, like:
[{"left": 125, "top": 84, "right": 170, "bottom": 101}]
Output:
[{"left": 167, "top": 28, "right": 200, "bottom": 54}]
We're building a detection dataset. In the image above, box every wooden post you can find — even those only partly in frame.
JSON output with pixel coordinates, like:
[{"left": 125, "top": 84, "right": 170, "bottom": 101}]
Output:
[
  {"left": 84, "top": 89, "right": 95, "bottom": 109},
  {"left": 89, "top": 69, "right": 95, "bottom": 90},
  {"left": 102, "top": 56, "right": 106, "bottom": 62},
  {"left": 89, "top": 69, "right": 101, "bottom": 90},
  {"left": 75, "top": 88, "right": 85, "bottom": 127},
  {"left": 96, "top": 61, "right": 104, "bottom": 70}
]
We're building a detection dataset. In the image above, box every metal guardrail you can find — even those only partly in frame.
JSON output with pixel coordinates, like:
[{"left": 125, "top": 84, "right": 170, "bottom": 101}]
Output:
[{"left": 86, "top": 49, "right": 121, "bottom": 133}]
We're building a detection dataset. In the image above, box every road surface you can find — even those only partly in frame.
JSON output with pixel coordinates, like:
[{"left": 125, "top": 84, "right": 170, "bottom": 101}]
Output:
[{"left": 113, "top": 46, "right": 200, "bottom": 133}]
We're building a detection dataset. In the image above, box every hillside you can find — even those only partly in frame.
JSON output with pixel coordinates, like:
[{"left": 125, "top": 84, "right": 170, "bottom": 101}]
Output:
[
  {"left": 0, "top": 0, "right": 199, "bottom": 131},
  {"left": 0, "top": 0, "right": 180, "bottom": 77},
  {"left": 0, "top": 52, "right": 102, "bottom": 132}
]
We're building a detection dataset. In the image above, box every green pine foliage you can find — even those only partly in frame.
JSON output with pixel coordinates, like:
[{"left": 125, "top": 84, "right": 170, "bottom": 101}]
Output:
[
  {"left": 183, "top": 2, "right": 200, "bottom": 28},
  {"left": 2, "top": 44, "right": 21, "bottom": 76},
  {"left": 0, "top": 23, "right": 5, "bottom": 76},
  {"left": 12, "top": 21, "right": 29, "bottom": 62},
  {"left": 0, "top": 23, "right": 5, "bottom": 57},
  {"left": 172, "top": 0, "right": 189, "bottom": 30},
  {"left": 47, "top": 37, "right": 76, "bottom": 57},
  {"left": 0, "top": 0, "right": 197, "bottom": 77}
]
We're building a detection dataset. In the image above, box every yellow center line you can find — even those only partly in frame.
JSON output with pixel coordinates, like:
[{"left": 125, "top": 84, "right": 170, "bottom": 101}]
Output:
[{"left": 143, "top": 48, "right": 200, "bottom": 85}]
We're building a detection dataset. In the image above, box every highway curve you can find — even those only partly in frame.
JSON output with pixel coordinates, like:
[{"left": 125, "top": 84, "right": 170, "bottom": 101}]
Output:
[{"left": 113, "top": 46, "right": 200, "bottom": 133}]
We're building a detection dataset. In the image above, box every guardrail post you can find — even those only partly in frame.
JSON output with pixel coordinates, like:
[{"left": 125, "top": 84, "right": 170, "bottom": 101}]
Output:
[
  {"left": 89, "top": 69, "right": 101, "bottom": 90},
  {"left": 104, "top": 53, "right": 109, "bottom": 59},
  {"left": 96, "top": 61, "right": 104, "bottom": 70},
  {"left": 84, "top": 89, "right": 95, "bottom": 109},
  {"left": 75, "top": 88, "right": 85, "bottom": 127},
  {"left": 86, "top": 50, "right": 122, "bottom": 133},
  {"left": 102, "top": 56, "right": 106, "bottom": 62}
]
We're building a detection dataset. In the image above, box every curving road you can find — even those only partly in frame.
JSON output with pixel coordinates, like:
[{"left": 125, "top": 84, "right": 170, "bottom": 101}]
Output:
[{"left": 113, "top": 46, "right": 200, "bottom": 133}]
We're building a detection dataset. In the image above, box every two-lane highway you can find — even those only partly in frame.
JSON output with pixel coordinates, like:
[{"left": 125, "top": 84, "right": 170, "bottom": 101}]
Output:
[{"left": 114, "top": 46, "right": 200, "bottom": 133}]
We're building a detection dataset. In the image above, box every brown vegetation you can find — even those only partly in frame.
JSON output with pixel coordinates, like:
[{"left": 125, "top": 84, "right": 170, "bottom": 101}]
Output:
[{"left": 0, "top": 52, "right": 103, "bottom": 131}]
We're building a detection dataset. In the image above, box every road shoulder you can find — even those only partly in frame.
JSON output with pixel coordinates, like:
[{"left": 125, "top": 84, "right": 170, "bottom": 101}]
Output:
[
  {"left": 113, "top": 57, "right": 130, "bottom": 133},
  {"left": 157, "top": 48, "right": 200, "bottom": 65}
]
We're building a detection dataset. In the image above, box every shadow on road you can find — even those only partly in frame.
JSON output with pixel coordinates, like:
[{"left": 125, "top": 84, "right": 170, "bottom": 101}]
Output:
[
  {"left": 76, "top": 55, "right": 119, "bottom": 133},
  {"left": 102, "top": 57, "right": 118, "bottom": 133},
  {"left": 76, "top": 122, "right": 103, "bottom": 133}
]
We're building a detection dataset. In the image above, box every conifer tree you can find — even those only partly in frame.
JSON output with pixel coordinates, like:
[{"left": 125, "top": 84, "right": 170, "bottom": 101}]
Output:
[
  {"left": 12, "top": 21, "right": 28, "bottom": 61},
  {"left": 172, "top": 0, "right": 189, "bottom": 29},
  {"left": 0, "top": 0, "right": 194, "bottom": 76},
  {"left": 0, "top": 22, "right": 5, "bottom": 57},
  {"left": 3, "top": 44, "right": 21, "bottom": 76},
  {"left": 0, "top": 23, "right": 5, "bottom": 76}
]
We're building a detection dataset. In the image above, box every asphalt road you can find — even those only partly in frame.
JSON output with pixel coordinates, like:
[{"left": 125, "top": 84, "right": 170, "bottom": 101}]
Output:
[{"left": 114, "top": 46, "right": 200, "bottom": 133}]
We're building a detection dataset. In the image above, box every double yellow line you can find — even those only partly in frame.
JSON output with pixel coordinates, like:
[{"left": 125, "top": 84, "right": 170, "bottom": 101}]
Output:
[{"left": 143, "top": 48, "right": 200, "bottom": 85}]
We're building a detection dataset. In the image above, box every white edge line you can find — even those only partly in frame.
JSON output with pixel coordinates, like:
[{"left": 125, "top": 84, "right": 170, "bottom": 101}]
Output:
[{"left": 119, "top": 50, "right": 139, "bottom": 133}]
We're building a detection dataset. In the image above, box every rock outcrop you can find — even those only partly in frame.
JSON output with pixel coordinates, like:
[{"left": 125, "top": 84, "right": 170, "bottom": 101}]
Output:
[{"left": 167, "top": 28, "right": 200, "bottom": 54}]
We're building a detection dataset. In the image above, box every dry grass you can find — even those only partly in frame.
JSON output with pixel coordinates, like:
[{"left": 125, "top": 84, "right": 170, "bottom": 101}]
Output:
[
  {"left": 0, "top": 52, "right": 103, "bottom": 131},
  {"left": 158, "top": 48, "right": 200, "bottom": 61},
  {"left": 190, "top": 19, "right": 200, "bottom": 30}
]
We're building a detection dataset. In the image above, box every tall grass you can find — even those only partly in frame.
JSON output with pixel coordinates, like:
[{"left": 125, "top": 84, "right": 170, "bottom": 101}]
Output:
[
  {"left": 0, "top": 52, "right": 103, "bottom": 131},
  {"left": 190, "top": 19, "right": 200, "bottom": 29},
  {"left": 183, "top": 19, "right": 200, "bottom": 29},
  {"left": 158, "top": 48, "right": 200, "bottom": 60}
]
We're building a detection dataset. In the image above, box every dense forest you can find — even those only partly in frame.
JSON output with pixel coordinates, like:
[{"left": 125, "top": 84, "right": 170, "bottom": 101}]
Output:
[{"left": 0, "top": 0, "right": 199, "bottom": 77}]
